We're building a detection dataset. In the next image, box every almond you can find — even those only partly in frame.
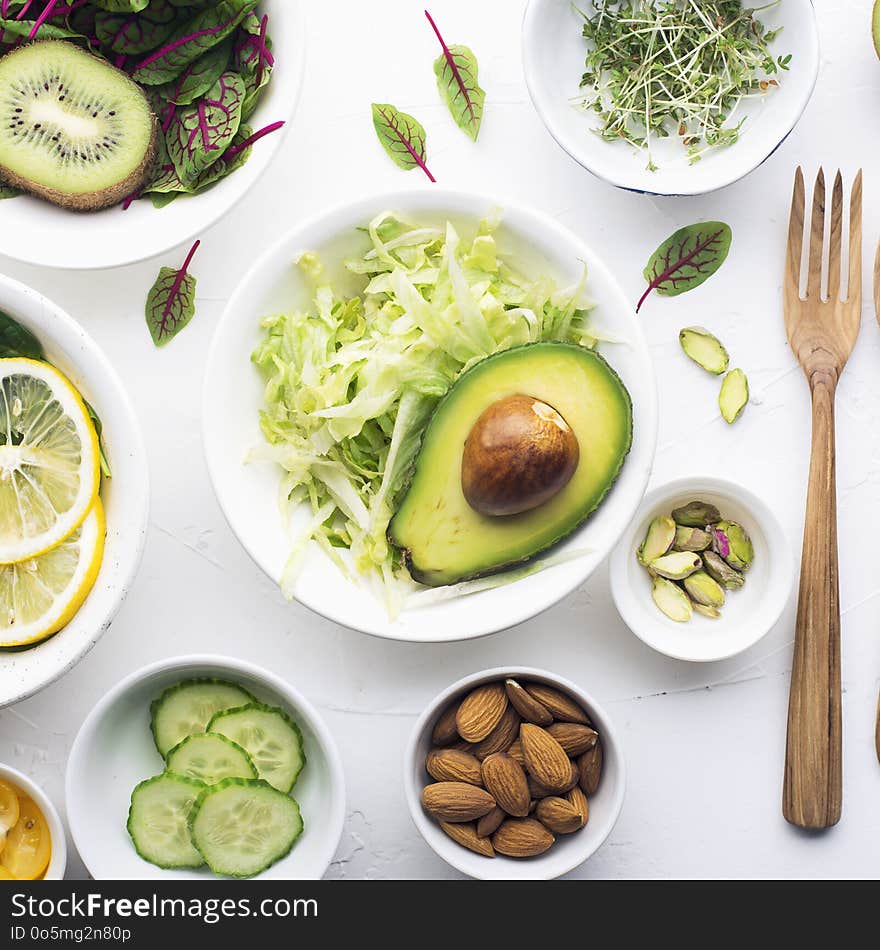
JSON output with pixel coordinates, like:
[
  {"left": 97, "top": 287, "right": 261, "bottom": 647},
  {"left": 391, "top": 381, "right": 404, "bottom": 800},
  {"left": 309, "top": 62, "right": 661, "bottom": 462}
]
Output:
[
  {"left": 536, "top": 797, "right": 583, "bottom": 834},
  {"left": 456, "top": 683, "right": 508, "bottom": 742},
  {"left": 505, "top": 678, "right": 553, "bottom": 726},
  {"left": 481, "top": 753, "right": 530, "bottom": 818},
  {"left": 520, "top": 723, "right": 575, "bottom": 793},
  {"left": 565, "top": 786, "right": 589, "bottom": 826},
  {"left": 421, "top": 782, "right": 496, "bottom": 822},
  {"left": 546, "top": 722, "right": 599, "bottom": 757},
  {"left": 476, "top": 806, "right": 506, "bottom": 839},
  {"left": 507, "top": 738, "right": 525, "bottom": 767},
  {"left": 492, "top": 818, "right": 555, "bottom": 858},
  {"left": 523, "top": 683, "right": 591, "bottom": 725},
  {"left": 426, "top": 748, "right": 483, "bottom": 786},
  {"left": 527, "top": 763, "right": 577, "bottom": 800},
  {"left": 439, "top": 821, "right": 495, "bottom": 857},
  {"left": 432, "top": 702, "right": 461, "bottom": 746},
  {"left": 472, "top": 706, "right": 520, "bottom": 760},
  {"left": 578, "top": 742, "right": 603, "bottom": 795}
]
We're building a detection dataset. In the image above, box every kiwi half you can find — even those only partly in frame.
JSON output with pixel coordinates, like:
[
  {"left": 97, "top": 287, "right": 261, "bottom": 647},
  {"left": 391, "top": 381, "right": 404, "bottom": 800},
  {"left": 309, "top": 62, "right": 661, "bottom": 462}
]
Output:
[{"left": 0, "top": 41, "right": 158, "bottom": 212}]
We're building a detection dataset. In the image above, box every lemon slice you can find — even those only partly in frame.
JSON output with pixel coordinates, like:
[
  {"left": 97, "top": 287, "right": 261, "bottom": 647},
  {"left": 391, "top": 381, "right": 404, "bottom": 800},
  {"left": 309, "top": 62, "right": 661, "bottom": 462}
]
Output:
[
  {"left": 0, "top": 358, "right": 99, "bottom": 563},
  {"left": 0, "top": 499, "right": 105, "bottom": 648}
]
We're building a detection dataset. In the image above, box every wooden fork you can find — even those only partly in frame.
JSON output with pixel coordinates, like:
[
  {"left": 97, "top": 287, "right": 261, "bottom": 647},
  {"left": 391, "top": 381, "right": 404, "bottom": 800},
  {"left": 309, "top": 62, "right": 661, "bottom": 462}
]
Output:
[{"left": 783, "top": 167, "right": 862, "bottom": 829}]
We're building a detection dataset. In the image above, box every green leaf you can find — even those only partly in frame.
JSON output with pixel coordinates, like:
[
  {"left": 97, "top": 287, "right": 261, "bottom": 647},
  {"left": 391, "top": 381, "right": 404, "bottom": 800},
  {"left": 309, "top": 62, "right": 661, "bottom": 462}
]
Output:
[
  {"left": 0, "top": 181, "right": 20, "bottom": 200},
  {"left": 131, "top": 0, "right": 259, "bottom": 85},
  {"left": 165, "top": 71, "right": 244, "bottom": 184},
  {"left": 94, "top": 0, "right": 150, "bottom": 12},
  {"left": 371, "top": 103, "right": 435, "bottom": 182},
  {"left": 425, "top": 13, "right": 484, "bottom": 141},
  {"left": 145, "top": 240, "right": 200, "bottom": 346},
  {"left": 0, "top": 310, "right": 45, "bottom": 360},
  {"left": 156, "top": 38, "right": 232, "bottom": 106},
  {"left": 95, "top": 0, "right": 178, "bottom": 55},
  {"left": 83, "top": 399, "right": 112, "bottom": 479},
  {"left": 638, "top": 222, "right": 732, "bottom": 312},
  {"left": 433, "top": 45, "right": 484, "bottom": 141}
]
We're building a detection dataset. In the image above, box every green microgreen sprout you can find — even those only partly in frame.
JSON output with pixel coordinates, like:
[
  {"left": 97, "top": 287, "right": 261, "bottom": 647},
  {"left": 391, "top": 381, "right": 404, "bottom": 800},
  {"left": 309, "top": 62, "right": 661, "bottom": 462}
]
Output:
[{"left": 573, "top": 0, "right": 791, "bottom": 170}]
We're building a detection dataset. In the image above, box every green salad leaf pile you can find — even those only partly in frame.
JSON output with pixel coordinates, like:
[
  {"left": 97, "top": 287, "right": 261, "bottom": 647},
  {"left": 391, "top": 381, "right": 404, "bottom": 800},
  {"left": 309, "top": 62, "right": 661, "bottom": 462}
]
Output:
[{"left": 252, "top": 212, "right": 613, "bottom": 612}]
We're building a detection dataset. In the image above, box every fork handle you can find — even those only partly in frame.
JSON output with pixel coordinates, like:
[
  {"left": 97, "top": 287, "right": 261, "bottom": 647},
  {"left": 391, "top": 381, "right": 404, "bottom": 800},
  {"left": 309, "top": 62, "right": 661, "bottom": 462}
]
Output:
[{"left": 783, "top": 374, "right": 842, "bottom": 829}]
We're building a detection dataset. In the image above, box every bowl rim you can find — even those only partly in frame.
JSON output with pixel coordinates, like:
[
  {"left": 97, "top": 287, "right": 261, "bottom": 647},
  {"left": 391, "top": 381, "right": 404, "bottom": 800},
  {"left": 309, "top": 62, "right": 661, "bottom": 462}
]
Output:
[
  {"left": 202, "top": 185, "right": 659, "bottom": 643},
  {"left": 0, "top": 762, "right": 68, "bottom": 880},
  {"left": 403, "top": 665, "right": 626, "bottom": 880},
  {"left": 0, "top": 272, "right": 150, "bottom": 707},
  {"left": 65, "top": 652, "right": 347, "bottom": 881},
  {"left": 609, "top": 474, "right": 794, "bottom": 662},
  {"left": 0, "top": 0, "right": 307, "bottom": 270},
  {"left": 521, "top": 0, "right": 821, "bottom": 197}
]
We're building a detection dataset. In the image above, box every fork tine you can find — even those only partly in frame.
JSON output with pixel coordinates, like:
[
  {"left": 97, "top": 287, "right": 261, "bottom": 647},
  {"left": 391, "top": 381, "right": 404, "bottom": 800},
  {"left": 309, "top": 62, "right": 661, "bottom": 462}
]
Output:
[
  {"left": 826, "top": 171, "right": 844, "bottom": 302},
  {"left": 847, "top": 169, "right": 863, "bottom": 303},
  {"left": 786, "top": 166, "right": 805, "bottom": 300},
  {"left": 806, "top": 168, "right": 825, "bottom": 299}
]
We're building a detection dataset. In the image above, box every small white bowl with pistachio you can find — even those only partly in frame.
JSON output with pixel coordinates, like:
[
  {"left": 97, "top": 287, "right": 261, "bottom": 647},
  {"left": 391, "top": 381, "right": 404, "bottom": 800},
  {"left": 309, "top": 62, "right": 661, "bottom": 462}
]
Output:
[{"left": 609, "top": 477, "right": 793, "bottom": 662}]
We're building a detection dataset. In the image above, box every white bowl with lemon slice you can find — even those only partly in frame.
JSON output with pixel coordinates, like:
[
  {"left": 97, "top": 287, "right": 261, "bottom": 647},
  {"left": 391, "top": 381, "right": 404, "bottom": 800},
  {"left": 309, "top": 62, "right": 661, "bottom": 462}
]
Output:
[{"left": 0, "top": 275, "right": 149, "bottom": 706}]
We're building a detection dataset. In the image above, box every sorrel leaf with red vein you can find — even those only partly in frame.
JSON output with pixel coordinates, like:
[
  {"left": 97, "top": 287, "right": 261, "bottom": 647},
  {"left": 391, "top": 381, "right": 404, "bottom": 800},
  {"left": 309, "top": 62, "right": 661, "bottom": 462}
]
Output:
[
  {"left": 131, "top": 0, "right": 258, "bottom": 85},
  {"left": 371, "top": 103, "right": 436, "bottom": 182},
  {"left": 94, "top": 0, "right": 176, "bottom": 54},
  {"left": 425, "top": 10, "right": 484, "bottom": 141},
  {"left": 637, "top": 222, "right": 732, "bottom": 313},
  {"left": 156, "top": 37, "right": 232, "bottom": 105},
  {"left": 145, "top": 239, "right": 200, "bottom": 346},
  {"left": 94, "top": 0, "right": 148, "bottom": 12},
  {"left": 166, "top": 70, "right": 244, "bottom": 183}
]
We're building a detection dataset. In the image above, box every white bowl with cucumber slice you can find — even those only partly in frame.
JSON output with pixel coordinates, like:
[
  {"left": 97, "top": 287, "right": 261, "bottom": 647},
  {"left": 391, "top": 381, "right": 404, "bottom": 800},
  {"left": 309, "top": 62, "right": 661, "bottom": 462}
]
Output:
[
  {"left": 66, "top": 654, "right": 346, "bottom": 880},
  {"left": 0, "top": 0, "right": 305, "bottom": 269}
]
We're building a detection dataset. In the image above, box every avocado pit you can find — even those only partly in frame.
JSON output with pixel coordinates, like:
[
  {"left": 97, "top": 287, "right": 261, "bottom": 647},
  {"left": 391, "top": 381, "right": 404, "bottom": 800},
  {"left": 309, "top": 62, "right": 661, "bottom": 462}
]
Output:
[{"left": 461, "top": 394, "right": 580, "bottom": 517}]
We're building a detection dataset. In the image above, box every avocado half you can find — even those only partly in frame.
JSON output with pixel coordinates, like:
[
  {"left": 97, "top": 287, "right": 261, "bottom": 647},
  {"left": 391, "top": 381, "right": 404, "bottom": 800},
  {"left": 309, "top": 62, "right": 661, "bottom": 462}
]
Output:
[{"left": 388, "top": 342, "right": 633, "bottom": 587}]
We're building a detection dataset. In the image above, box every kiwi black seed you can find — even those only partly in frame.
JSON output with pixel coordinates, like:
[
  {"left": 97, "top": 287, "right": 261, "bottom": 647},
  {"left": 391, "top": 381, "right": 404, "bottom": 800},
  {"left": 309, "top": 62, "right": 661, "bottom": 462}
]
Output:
[{"left": 0, "top": 40, "right": 158, "bottom": 212}]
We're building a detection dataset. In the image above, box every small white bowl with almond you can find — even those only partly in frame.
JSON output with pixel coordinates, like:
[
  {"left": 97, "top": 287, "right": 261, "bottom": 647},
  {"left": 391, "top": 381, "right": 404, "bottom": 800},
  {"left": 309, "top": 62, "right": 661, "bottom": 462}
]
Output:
[{"left": 404, "top": 667, "right": 624, "bottom": 880}]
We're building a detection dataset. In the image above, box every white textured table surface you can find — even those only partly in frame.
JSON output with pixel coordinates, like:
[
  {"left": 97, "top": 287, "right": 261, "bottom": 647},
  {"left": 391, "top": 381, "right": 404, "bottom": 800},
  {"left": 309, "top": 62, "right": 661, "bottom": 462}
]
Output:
[{"left": 1, "top": 0, "right": 879, "bottom": 880}]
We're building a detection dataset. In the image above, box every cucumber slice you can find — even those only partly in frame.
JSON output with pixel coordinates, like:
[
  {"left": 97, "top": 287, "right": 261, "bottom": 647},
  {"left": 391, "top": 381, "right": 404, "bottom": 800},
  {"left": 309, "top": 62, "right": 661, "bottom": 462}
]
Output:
[
  {"left": 127, "top": 773, "right": 205, "bottom": 869},
  {"left": 207, "top": 703, "right": 305, "bottom": 793},
  {"left": 189, "top": 778, "right": 303, "bottom": 878},
  {"left": 165, "top": 734, "right": 258, "bottom": 785},
  {"left": 150, "top": 679, "right": 256, "bottom": 757}
]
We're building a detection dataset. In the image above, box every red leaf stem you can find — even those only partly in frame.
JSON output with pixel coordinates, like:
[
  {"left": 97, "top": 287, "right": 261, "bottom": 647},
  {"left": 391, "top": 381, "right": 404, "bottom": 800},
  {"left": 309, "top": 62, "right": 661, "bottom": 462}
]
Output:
[
  {"left": 28, "top": 0, "right": 58, "bottom": 39},
  {"left": 224, "top": 120, "right": 284, "bottom": 160},
  {"left": 159, "top": 239, "right": 200, "bottom": 330}
]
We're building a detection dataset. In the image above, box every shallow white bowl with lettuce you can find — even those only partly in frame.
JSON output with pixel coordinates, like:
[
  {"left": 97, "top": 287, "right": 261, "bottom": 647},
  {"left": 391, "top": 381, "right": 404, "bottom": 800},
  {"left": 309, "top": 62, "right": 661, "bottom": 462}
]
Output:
[{"left": 203, "top": 190, "right": 658, "bottom": 641}]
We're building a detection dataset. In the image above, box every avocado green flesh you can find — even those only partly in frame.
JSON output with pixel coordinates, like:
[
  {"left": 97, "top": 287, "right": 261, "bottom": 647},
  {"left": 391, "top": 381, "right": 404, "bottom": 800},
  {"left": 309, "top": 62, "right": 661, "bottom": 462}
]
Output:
[{"left": 388, "top": 343, "right": 633, "bottom": 587}]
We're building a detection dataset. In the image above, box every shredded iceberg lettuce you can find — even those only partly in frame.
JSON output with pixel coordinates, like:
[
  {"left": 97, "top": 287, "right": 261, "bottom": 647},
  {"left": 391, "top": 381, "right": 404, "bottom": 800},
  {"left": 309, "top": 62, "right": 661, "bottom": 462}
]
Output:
[{"left": 251, "top": 211, "right": 606, "bottom": 613}]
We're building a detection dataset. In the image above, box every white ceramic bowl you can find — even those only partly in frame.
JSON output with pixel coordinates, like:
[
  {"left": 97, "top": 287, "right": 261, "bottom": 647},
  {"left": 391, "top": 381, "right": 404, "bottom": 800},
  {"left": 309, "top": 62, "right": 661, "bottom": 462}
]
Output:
[
  {"left": 66, "top": 654, "right": 346, "bottom": 880},
  {"left": 0, "top": 275, "right": 149, "bottom": 707},
  {"left": 0, "top": 763, "right": 67, "bottom": 879},
  {"left": 0, "top": 1, "right": 305, "bottom": 270},
  {"left": 609, "top": 476, "right": 794, "bottom": 662},
  {"left": 404, "top": 667, "right": 625, "bottom": 880},
  {"left": 203, "top": 189, "right": 658, "bottom": 642},
  {"left": 522, "top": 0, "right": 820, "bottom": 196}
]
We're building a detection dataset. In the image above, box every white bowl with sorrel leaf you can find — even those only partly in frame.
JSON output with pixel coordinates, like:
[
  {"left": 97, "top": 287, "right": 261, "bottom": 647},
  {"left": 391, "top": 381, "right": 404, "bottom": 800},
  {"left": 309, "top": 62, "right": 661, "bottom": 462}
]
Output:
[
  {"left": 203, "top": 189, "right": 658, "bottom": 642},
  {"left": 0, "top": 0, "right": 304, "bottom": 270},
  {"left": 522, "top": 0, "right": 819, "bottom": 196}
]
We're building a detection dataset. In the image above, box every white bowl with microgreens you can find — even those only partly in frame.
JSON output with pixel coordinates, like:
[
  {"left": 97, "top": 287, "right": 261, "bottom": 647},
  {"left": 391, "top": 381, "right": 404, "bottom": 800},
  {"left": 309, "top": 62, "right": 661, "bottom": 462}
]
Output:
[
  {"left": 522, "top": 0, "right": 819, "bottom": 196},
  {"left": 66, "top": 654, "right": 346, "bottom": 880},
  {"left": 0, "top": 0, "right": 304, "bottom": 270},
  {"left": 0, "top": 273, "right": 149, "bottom": 707},
  {"left": 609, "top": 476, "right": 794, "bottom": 662},
  {"left": 203, "top": 189, "right": 658, "bottom": 642}
]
